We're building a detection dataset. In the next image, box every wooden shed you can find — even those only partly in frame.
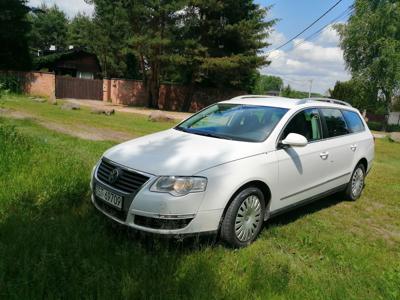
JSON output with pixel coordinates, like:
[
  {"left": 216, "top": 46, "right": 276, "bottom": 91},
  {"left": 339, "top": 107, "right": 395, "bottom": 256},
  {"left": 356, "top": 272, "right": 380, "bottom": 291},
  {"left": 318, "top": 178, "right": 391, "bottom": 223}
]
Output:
[{"left": 35, "top": 49, "right": 102, "bottom": 79}]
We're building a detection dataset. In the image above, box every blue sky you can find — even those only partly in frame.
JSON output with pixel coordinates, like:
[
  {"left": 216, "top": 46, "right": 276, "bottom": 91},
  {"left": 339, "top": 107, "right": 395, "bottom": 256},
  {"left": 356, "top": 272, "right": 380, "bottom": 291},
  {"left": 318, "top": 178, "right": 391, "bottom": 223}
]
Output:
[
  {"left": 254, "top": 0, "right": 354, "bottom": 93},
  {"left": 255, "top": 0, "right": 353, "bottom": 40},
  {"left": 28, "top": 0, "right": 354, "bottom": 93}
]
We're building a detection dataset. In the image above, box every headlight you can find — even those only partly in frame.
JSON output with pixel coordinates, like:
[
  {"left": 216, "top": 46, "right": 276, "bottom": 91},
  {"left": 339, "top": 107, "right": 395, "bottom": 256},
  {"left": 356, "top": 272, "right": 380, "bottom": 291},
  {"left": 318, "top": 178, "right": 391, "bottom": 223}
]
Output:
[{"left": 150, "top": 176, "right": 207, "bottom": 196}]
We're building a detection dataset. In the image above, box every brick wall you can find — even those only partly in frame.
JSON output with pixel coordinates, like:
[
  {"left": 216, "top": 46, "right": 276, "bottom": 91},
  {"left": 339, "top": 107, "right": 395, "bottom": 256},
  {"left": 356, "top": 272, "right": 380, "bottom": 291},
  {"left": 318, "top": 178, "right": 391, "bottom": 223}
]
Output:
[
  {"left": 23, "top": 72, "right": 55, "bottom": 98},
  {"left": 3, "top": 71, "right": 244, "bottom": 112},
  {"left": 106, "top": 78, "right": 244, "bottom": 112},
  {"left": 109, "top": 79, "right": 147, "bottom": 106},
  {"left": 1, "top": 71, "right": 55, "bottom": 99}
]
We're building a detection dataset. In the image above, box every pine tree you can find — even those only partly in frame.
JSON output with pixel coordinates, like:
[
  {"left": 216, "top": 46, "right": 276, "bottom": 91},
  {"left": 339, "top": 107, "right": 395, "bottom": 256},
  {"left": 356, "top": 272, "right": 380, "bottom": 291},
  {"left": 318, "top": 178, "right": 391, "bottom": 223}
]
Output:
[
  {"left": 28, "top": 4, "right": 69, "bottom": 52},
  {"left": 85, "top": 0, "right": 133, "bottom": 78},
  {"left": 175, "top": 0, "right": 276, "bottom": 110},
  {"left": 125, "top": 0, "right": 186, "bottom": 108},
  {"left": 0, "top": 0, "right": 31, "bottom": 70}
]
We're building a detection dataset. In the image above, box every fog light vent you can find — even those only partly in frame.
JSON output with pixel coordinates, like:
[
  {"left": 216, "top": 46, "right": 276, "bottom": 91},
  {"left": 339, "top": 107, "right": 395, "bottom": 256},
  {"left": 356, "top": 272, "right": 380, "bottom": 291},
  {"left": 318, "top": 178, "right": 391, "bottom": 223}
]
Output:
[{"left": 134, "top": 215, "right": 193, "bottom": 230}]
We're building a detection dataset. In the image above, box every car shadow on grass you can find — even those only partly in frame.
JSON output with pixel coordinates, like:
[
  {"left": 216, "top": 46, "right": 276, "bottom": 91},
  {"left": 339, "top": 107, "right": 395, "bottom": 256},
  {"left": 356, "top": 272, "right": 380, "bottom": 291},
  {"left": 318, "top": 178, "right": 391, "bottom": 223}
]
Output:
[
  {"left": 265, "top": 192, "right": 346, "bottom": 228},
  {"left": 110, "top": 191, "right": 349, "bottom": 251}
]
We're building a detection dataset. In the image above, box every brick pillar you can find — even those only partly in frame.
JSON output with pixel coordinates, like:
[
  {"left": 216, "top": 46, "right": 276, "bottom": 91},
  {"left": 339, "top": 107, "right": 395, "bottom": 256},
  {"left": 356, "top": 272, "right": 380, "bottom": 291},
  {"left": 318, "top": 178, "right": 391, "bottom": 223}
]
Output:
[{"left": 103, "top": 79, "right": 111, "bottom": 102}]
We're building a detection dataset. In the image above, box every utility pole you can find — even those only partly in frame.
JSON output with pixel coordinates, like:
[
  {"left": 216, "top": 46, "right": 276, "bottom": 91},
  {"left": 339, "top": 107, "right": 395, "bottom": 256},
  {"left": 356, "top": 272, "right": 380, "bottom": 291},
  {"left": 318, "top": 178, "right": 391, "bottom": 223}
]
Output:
[{"left": 308, "top": 79, "right": 313, "bottom": 98}]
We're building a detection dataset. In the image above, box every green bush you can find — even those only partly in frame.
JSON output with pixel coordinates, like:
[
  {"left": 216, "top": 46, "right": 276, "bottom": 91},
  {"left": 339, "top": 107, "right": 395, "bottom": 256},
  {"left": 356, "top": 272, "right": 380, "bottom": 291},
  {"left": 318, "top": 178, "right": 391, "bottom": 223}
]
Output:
[
  {"left": 387, "top": 124, "right": 400, "bottom": 132},
  {"left": 367, "top": 121, "right": 400, "bottom": 132},
  {"left": 0, "top": 73, "right": 23, "bottom": 94},
  {"left": 367, "top": 121, "right": 382, "bottom": 131}
]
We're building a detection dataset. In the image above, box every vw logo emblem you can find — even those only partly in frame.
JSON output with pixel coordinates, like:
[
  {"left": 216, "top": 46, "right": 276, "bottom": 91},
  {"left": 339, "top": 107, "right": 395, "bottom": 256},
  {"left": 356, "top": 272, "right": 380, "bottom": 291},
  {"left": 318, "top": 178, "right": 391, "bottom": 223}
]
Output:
[{"left": 108, "top": 168, "right": 121, "bottom": 184}]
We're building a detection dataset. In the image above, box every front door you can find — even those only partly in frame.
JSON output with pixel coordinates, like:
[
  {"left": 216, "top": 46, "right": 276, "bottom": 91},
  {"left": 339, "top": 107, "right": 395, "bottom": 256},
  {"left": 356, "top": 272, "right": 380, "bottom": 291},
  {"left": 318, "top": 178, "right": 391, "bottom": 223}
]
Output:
[{"left": 272, "top": 108, "right": 329, "bottom": 211}]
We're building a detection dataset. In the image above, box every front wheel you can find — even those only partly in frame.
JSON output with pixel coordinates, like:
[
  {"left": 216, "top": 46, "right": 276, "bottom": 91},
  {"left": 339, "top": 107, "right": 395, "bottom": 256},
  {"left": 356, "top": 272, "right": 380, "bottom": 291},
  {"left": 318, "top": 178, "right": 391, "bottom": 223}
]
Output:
[
  {"left": 344, "top": 163, "right": 366, "bottom": 201},
  {"left": 220, "top": 187, "right": 265, "bottom": 248}
]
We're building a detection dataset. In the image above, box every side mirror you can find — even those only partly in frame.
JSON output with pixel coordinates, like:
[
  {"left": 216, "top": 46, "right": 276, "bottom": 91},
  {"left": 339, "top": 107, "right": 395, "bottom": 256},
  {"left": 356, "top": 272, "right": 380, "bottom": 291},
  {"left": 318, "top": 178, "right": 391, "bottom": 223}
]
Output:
[{"left": 281, "top": 133, "right": 308, "bottom": 147}]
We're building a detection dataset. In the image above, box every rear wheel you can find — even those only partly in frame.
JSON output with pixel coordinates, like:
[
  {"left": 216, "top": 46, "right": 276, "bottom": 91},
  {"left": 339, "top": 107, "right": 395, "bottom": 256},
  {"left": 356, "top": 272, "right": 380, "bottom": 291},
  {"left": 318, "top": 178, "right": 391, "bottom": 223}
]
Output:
[
  {"left": 345, "top": 163, "right": 366, "bottom": 201},
  {"left": 220, "top": 187, "right": 265, "bottom": 248}
]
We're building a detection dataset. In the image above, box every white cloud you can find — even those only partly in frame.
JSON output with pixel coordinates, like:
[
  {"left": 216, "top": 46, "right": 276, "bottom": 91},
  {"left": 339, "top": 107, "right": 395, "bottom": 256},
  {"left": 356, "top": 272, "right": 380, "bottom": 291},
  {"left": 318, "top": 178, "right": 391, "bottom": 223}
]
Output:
[
  {"left": 28, "top": 0, "right": 94, "bottom": 18},
  {"left": 316, "top": 25, "right": 341, "bottom": 46},
  {"left": 267, "top": 30, "right": 286, "bottom": 48},
  {"left": 262, "top": 24, "right": 350, "bottom": 94}
]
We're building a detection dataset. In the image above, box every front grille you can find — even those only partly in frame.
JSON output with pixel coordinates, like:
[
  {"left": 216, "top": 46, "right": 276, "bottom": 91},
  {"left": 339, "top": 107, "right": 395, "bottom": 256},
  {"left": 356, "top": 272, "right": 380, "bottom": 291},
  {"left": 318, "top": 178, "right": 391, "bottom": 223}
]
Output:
[
  {"left": 134, "top": 215, "right": 193, "bottom": 230},
  {"left": 96, "top": 159, "right": 149, "bottom": 193},
  {"left": 94, "top": 196, "right": 127, "bottom": 222}
]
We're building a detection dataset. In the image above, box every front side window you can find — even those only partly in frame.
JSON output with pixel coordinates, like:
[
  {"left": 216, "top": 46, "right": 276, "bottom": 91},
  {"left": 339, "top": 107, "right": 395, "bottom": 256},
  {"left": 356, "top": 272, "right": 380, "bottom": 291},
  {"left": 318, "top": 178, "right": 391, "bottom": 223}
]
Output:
[
  {"left": 282, "top": 108, "right": 322, "bottom": 142},
  {"left": 320, "top": 108, "right": 349, "bottom": 137},
  {"left": 342, "top": 110, "right": 365, "bottom": 133},
  {"left": 176, "top": 104, "right": 288, "bottom": 142}
]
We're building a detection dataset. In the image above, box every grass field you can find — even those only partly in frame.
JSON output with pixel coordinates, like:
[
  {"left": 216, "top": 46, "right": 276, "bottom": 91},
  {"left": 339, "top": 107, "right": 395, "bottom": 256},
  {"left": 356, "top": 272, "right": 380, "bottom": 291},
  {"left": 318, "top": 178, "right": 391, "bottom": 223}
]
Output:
[{"left": 0, "top": 95, "right": 400, "bottom": 299}]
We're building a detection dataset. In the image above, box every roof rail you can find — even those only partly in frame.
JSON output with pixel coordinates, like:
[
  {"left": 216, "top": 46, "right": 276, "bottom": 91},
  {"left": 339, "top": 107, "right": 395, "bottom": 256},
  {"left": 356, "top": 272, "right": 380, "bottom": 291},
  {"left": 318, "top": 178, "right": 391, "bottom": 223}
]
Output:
[
  {"left": 231, "top": 95, "right": 283, "bottom": 100},
  {"left": 300, "top": 97, "right": 352, "bottom": 107}
]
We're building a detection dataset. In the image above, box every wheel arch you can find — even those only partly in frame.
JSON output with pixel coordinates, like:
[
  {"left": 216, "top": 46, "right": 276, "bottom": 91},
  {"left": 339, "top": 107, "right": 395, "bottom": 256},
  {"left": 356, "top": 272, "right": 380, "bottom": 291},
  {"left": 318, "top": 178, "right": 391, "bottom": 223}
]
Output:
[
  {"left": 218, "top": 180, "right": 272, "bottom": 231},
  {"left": 357, "top": 157, "right": 368, "bottom": 172}
]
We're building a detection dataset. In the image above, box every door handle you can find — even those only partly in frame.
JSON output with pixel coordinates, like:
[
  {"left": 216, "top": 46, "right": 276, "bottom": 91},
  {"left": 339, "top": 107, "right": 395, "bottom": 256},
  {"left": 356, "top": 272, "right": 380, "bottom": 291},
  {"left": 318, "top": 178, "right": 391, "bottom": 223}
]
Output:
[
  {"left": 320, "top": 152, "right": 329, "bottom": 160},
  {"left": 350, "top": 144, "right": 357, "bottom": 152}
]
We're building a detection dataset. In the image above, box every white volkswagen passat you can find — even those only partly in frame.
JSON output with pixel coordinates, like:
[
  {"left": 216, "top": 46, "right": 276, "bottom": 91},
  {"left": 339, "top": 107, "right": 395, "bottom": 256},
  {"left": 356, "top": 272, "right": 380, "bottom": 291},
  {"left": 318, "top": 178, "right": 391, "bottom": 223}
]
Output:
[{"left": 90, "top": 95, "right": 374, "bottom": 247}]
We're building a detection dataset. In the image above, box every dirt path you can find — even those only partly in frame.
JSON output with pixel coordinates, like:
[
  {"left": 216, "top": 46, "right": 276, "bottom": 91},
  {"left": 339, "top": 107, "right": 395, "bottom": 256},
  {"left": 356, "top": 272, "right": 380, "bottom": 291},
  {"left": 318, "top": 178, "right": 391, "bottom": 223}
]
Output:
[
  {"left": 64, "top": 99, "right": 192, "bottom": 120},
  {"left": 0, "top": 108, "right": 134, "bottom": 142}
]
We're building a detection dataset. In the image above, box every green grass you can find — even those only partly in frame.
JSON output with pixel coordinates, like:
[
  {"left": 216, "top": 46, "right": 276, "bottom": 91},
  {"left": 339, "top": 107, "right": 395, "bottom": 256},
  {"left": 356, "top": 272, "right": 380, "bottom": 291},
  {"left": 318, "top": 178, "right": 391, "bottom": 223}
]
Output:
[
  {"left": 0, "top": 95, "right": 400, "bottom": 299},
  {"left": 0, "top": 94, "right": 173, "bottom": 137}
]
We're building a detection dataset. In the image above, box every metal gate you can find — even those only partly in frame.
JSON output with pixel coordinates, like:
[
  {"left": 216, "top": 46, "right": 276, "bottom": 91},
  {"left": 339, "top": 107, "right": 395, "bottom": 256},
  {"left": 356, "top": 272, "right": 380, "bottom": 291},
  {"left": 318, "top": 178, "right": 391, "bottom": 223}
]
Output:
[{"left": 55, "top": 76, "right": 103, "bottom": 100}]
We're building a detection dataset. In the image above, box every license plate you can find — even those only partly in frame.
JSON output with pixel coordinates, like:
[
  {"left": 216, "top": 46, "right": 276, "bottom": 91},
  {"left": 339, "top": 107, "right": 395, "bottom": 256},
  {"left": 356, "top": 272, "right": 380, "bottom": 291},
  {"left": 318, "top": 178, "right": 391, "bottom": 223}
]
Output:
[{"left": 95, "top": 185, "right": 123, "bottom": 209}]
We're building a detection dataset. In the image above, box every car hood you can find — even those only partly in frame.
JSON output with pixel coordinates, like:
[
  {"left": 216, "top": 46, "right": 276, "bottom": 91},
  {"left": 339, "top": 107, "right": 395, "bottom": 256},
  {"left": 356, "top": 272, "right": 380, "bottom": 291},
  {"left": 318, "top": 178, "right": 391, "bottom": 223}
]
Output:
[{"left": 103, "top": 129, "right": 265, "bottom": 175}]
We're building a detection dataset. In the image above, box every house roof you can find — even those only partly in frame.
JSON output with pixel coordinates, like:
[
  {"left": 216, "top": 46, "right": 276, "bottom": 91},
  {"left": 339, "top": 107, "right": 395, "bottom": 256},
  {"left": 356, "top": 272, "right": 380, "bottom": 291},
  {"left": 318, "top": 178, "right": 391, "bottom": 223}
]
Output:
[{"left": 33, "top": 49, "right": 101, "bottom": 73}]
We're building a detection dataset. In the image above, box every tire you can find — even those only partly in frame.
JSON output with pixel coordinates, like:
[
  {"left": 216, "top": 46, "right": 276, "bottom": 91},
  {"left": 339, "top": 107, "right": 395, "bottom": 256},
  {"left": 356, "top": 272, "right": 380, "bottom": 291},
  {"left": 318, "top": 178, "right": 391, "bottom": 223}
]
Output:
[
  {"left": 344, "top": 163, "right": 366, "bottom": 201},
  {"left": 220, "top": 187, "right": 266, "bottom": 248}
]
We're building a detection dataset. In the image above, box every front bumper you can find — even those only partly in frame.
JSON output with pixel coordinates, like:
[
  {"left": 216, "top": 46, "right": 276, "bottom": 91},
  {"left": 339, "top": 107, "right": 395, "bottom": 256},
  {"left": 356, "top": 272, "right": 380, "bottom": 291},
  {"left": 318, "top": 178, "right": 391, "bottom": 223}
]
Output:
[{"left": 90, "top": 166, "right": 223, "bottom": 236}]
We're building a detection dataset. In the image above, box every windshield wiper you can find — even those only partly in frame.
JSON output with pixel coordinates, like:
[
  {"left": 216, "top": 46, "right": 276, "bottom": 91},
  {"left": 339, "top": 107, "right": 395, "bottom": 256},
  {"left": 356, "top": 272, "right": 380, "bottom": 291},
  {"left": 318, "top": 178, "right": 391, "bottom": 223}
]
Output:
[
  {"left": 191, "top": 130, "right": 233, "bottom": 140},
  {"left": 175, "top": 126, "right": 189, "bottom": 132},
  {"left": 176, "top": 127, "right": 233, "bottom": 140}
]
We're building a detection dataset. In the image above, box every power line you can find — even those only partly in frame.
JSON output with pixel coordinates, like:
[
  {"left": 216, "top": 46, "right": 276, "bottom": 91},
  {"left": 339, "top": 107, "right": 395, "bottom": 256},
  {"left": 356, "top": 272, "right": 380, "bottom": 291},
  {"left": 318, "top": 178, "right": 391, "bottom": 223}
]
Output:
[
  {"left": 268, "top": 6, "right": 353, "bottom": 60},
  {"left": 267, "top": 0, "right": 344, "bottom": 53},
  {"left": 289, "top": 6, "right": 353, "bottom": 51}
]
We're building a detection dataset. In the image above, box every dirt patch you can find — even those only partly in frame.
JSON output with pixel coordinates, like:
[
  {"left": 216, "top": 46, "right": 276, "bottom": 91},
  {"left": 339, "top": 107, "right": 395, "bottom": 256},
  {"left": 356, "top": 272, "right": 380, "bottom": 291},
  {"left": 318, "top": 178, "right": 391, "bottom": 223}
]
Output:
[
  {"left": 0, "top": 108, "right": 134, "bottom": 142},
  {"left": 0, "top": 108, "right": 36, "bottom": 120},
  {"left": 39, "top": 122, "right": 134, "bottom": 142},
  {"left": 64, "top": 98, "right": 191, "bottom": 121}
]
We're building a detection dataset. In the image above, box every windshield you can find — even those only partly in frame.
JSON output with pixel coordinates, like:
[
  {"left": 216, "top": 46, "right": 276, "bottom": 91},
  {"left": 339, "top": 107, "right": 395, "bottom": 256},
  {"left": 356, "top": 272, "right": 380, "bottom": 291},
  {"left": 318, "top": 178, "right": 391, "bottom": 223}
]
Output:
[{"left": 175, "top": 103, "right": 288, "bottom": 142}]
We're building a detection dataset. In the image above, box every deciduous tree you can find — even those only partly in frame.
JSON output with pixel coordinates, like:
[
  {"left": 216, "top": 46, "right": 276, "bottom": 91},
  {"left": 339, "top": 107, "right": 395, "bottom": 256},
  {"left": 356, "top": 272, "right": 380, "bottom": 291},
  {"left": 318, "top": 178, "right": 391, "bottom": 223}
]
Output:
[
  {"left": 337, "top": 0, "right": 400, "bottom": 129},
  {"left": 253, "top": 75, "right": 283, "bottom": 94}
]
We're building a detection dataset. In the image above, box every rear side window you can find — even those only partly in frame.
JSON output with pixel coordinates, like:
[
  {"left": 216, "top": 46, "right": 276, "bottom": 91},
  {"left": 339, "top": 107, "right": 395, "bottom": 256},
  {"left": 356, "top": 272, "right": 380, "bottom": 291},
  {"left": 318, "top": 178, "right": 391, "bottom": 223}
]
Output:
[
  {"left": 342, "top": 110, "right": 365, "bottom": 133},
  {"left": 320, "top": 108, "right": 350, "bottom": 137}
]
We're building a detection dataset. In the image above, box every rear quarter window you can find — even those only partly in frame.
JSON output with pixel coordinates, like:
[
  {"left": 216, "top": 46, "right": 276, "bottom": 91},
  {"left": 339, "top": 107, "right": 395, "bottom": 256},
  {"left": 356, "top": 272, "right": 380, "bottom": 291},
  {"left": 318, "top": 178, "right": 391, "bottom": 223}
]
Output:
[
  {"left": 320, "top": 108, "right": 350, "bottom": 137},
  {"left": 342, "top": 110, "right": 365, "bottom": 133}
]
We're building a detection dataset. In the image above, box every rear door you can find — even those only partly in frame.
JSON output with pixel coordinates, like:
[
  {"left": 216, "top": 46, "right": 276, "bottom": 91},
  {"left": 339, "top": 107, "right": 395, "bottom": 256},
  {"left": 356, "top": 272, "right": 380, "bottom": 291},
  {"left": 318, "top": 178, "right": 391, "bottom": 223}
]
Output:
[{"left": 318, "top": 108, "right": 355, "bottom": 188}]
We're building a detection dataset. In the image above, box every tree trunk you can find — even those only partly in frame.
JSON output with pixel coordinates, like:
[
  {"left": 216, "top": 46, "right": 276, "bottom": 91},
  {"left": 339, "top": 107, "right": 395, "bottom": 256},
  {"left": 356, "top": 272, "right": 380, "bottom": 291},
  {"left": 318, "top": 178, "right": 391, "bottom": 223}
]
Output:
[
  {"left": 382, "top": 90, "right": 391, "bottom": 132},
  {"left": 146, "top": 61, "right": 160, "bottom": 109},
  {"left": 181, "top": 80, "right": 195, "bottom": 112}
]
